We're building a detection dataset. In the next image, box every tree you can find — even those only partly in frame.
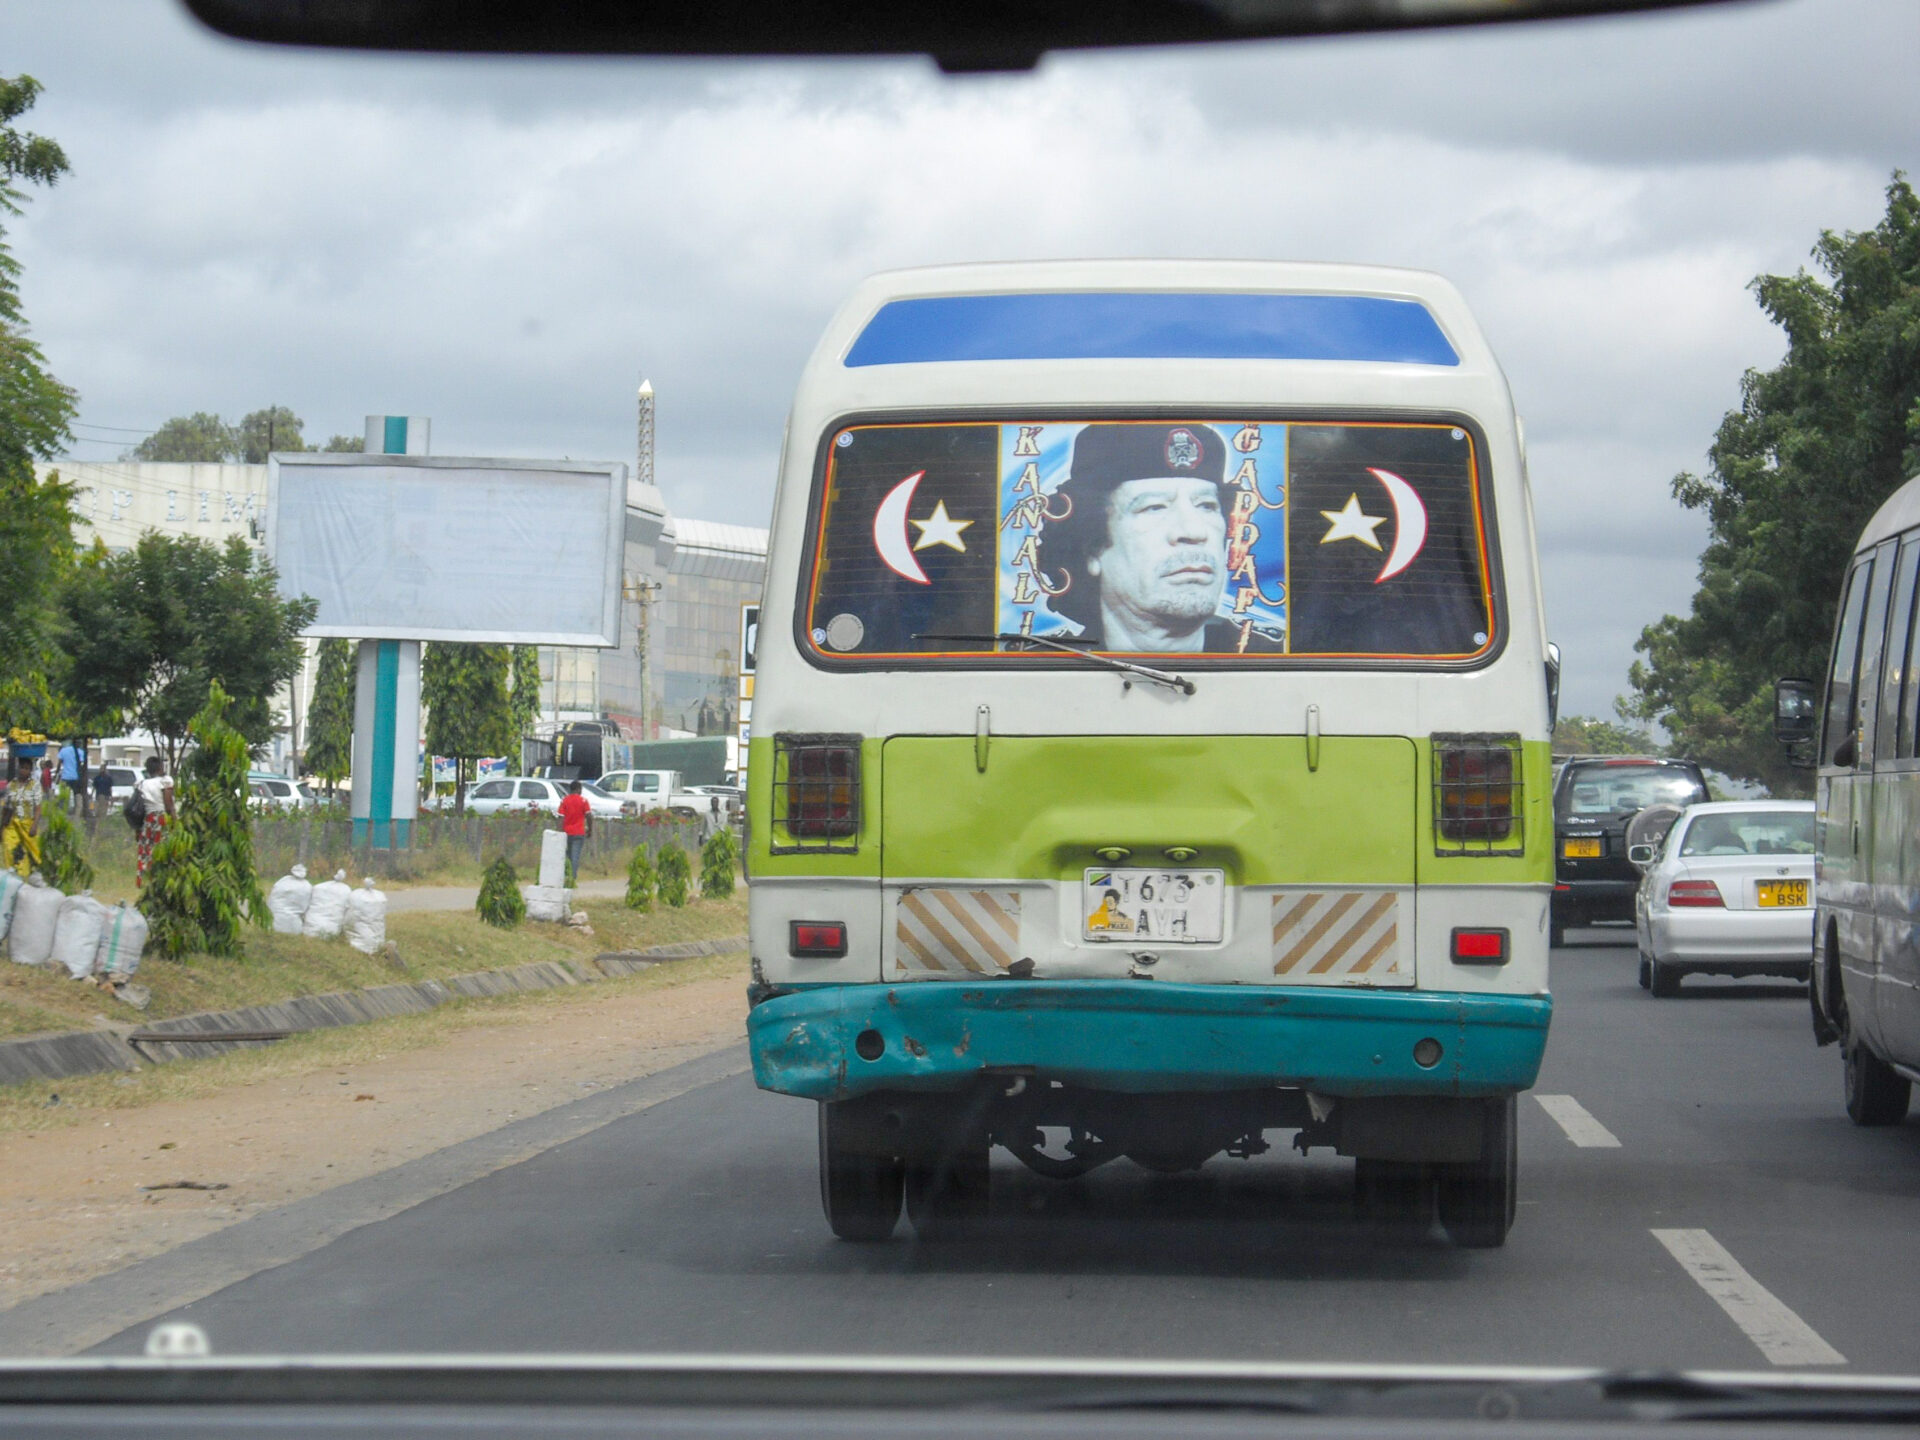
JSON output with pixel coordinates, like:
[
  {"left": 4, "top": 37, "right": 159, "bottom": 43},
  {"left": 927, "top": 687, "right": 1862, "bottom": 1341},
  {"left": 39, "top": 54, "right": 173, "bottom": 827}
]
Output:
[
  {"left": 1553, "top": 712, "right": 1660, "bottom": 757},
  {"left": 129, "top": 412, "right": 234, "bottom": 463},
  {"left": 61, "top": 533, "right": 317, "bottom": 772},
  {"left": 656, "top": 841, "right": 690, "bottom": 907},
  {"left": 421, "top": 642, "right": 514, "bottom": 812},
  {"left": 0, "top": 74, "right": 79, "bottom": 726},
  {"left": 304, "top": 637, "right": 355, "bottom": 792},
  {"left": 700, "top": 827, "right": 736, "bottom": 899},
  {"left": 322, "top": 434, "right": 362, "bottom": 453},
  {"left": 139, "top": 683, "right": 268, "bottom": 959},
  {"left": 509, "top": 645, "right": 541, "bottom": 737},
  {"left": 476, "top": 856, "right": 525, "bottom": 928},
  {"left": 235, "top": 405, "right": 308, "bottom": 462},
  {"left": 624, "top": 843, "right": 655, "bottom": 912},
  {"left": 1626, "top": 175, "right": 1920, "bottom": 794}
]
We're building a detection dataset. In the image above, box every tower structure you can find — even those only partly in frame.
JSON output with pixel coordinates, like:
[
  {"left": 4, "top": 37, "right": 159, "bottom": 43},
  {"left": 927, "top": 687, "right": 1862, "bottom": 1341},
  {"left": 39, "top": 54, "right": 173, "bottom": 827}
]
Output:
[{"left": 636, "top": 379, "right": 655, "bottom": 490}]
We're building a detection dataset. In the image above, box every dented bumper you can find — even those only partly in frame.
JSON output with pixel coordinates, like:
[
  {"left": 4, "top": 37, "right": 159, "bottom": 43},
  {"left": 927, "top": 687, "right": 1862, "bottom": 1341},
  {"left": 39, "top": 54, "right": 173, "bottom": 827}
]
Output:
[{"left": 748, "top": 980, "right": 1552, "bottom": 1103}]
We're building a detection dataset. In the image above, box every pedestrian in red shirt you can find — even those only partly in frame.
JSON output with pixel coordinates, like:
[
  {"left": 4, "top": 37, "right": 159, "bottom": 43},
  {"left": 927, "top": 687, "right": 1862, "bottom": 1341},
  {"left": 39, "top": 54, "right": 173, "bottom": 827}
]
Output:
[{"left": 557, "top": 781, "right": 592, "bottom": 886}]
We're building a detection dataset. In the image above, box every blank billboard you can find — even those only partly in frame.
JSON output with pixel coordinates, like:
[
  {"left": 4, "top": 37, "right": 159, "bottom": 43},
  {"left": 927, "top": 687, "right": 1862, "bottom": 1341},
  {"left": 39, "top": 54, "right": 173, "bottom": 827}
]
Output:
[{"left": 268, "top": 454, "right": 627, "bottom": 645}]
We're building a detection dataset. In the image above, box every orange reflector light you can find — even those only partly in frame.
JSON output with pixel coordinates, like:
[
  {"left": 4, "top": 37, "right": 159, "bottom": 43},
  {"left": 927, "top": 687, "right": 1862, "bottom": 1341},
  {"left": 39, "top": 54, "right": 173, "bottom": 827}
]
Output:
[
  {"left": 790, "top": 921, "right": 849, "bottom": 958},
  {"left": 1667, "top": 880, "right": 1724, "bottom": 908},
  {"left": 1450, "top": 927, "right": 1510, "bottom": 964}
]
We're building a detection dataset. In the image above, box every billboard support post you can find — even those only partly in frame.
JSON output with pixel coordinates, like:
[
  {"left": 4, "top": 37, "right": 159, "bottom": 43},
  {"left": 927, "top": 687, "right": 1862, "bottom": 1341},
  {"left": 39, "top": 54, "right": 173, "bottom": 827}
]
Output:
[{"left": 350, "top": 640, "right": 421, "bottom": 850}]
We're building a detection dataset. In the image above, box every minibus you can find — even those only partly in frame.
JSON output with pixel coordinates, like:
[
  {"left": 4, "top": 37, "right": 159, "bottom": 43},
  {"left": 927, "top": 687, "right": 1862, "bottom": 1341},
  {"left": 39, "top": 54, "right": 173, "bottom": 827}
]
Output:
[
  {"left": 745, "top": 261, "right": 1555, "bottom": 1247},
  {"left": 1776, "top": 474, "right": 1920, "bottom": 1126}
]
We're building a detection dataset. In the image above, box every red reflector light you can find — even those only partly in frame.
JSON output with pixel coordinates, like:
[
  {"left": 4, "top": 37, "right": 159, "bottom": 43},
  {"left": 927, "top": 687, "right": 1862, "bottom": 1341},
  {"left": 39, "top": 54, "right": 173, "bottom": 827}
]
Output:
[
  {"left": 1450, "top": 927, "right": 1510, "bottom": 964},
  {"left": 1667, "top": 880, "right": 1724, "bottom": 908},
  {"left": 790, "top": 921, "right": 849, "bottom": 958}
]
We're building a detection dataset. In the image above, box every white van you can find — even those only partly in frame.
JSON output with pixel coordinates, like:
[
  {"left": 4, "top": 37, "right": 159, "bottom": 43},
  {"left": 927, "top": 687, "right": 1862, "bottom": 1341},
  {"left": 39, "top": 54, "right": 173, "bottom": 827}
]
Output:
[
  {"left": 746, "top": 261, "right": 1556, "bottom": 1246},
  {"left": 1776, "top": 473, "right": 1920, "bottom": 1125}
]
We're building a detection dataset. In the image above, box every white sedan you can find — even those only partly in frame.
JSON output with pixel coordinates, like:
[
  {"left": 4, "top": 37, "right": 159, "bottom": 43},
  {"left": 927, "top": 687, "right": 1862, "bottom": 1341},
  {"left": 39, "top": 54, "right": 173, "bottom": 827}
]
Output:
[
  {"left": 463, "top": 776, "right": 635, "bottom": 817},
  {"left": 1631, "top": 800, "right": 1815, "bottom": 998}
]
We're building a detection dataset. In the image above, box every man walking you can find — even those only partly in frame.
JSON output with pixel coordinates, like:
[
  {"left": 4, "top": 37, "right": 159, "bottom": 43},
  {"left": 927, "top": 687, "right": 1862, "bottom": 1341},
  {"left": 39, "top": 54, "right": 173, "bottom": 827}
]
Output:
[
  {"left": 56, "top": 738, "right": 81, "bottom": 816},
  {"left": 88, "top": 761, "right": 114, "bottom": 838},
  {"left": 557, "top": 781, "right": 592, "bottom": 886}
]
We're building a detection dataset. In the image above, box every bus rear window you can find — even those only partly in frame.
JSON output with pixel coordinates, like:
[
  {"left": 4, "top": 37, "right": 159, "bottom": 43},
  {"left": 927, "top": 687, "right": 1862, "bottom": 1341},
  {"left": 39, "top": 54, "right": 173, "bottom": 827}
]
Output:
[{"left": 802, "top": 419, "right": 1495, "bottom": 661}]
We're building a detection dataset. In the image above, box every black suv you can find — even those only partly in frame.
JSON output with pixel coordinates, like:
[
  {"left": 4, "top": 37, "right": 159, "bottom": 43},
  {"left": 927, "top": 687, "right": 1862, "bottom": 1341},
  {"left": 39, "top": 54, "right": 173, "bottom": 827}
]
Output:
[{"left": 1551, "top": 756, "right": 1710, "bottom": 945}]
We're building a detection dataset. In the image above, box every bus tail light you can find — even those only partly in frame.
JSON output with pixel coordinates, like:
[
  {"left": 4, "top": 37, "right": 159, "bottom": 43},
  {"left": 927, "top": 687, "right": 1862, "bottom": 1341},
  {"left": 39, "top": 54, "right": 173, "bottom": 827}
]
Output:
[
  {"left": 1432, "top": 734, "right": 1523, "bottom": 854},
  {"left": 790, "top": 921, "right": 849, "bottom": 958},
  {"left": 772, "top": 733, "right": 862, "bottom": 853},
  {"left": 1451, "top": 927, "right": 1510, "bottom": 964},
  {"left": 1667, "top": 880, "right": 1724, "bottom": 908}
]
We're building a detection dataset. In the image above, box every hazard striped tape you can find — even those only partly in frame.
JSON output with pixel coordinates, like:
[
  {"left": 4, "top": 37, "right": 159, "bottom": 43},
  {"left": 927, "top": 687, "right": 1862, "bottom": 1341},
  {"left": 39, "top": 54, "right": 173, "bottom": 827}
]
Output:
[
  {"left": 895, "top": 888, "right": 1021, "bottom": 976},
  {"left": 1270, "top": 890, "right": 1410, "bottom": 986}
]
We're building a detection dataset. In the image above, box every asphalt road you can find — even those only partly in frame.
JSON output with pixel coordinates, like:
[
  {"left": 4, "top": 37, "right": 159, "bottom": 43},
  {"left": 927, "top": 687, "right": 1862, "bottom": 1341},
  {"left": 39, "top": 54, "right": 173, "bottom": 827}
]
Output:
[{"left": 79, "top": 929, "right": 1920, "bottom": 1371}]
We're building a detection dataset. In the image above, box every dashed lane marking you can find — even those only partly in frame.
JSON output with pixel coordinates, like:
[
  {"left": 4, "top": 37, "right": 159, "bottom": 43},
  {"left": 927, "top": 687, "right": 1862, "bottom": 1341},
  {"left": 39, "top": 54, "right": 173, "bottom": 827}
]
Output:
[
  {"left": 1533, "top": 1093, "right": 1620, "bottom": 1148},
  {"left": 1652, "top": 1228, "right": 1846, "bottom": 1367}
]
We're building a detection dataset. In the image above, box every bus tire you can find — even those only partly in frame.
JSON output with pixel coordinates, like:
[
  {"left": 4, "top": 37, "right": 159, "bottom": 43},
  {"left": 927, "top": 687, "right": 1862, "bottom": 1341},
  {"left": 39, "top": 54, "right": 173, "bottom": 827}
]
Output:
[
  {"left": 1843, "top": 1036, "right": 1912, "bottom": 1128},
  {"left": 1354, "top": 1158, "right": 1432, "bottom": 1240},
  {"left": 904, "top": 1143, "right": 991, "bottom": 1241},
  {"left": 818, "top": 1101, "right": 903, "bottom": 1242},
  {"left": 1436, "top": 1095, "right": 1516, "bottom": 1249}
]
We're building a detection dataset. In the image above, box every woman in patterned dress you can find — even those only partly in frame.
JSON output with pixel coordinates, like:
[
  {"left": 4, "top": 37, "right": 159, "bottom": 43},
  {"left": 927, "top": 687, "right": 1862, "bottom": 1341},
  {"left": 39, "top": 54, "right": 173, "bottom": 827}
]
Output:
[{"left": 134, "top": 756, "right": 176, "bottom": 885}]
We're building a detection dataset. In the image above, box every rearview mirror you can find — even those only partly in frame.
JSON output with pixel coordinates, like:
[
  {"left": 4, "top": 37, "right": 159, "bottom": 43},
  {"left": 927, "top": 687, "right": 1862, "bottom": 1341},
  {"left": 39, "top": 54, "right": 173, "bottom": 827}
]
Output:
[
  {"left": 1627, "top": 843, "right": 1655, "bottom": 867},
  {"left": 179, "top": 0, "right": 1750, "bottom": 71},
  {"left": 1544, "top": 642, "right": 1562, "bottom": 729},
  {"left": 1774, "top": 676, "right": 1819, "bottom": 769}
]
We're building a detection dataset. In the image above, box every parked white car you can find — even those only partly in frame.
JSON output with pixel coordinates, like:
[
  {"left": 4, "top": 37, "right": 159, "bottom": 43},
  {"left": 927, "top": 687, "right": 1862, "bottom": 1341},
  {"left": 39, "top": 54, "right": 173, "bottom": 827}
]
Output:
[
  {"left": 1631, "top": 800, "right": 1816, "bottom": 998},
  {"left": 248, "top": 772, "right": 316, "bottom": 811},
  {"left": 463, "top": 776, "right": 635, "bottom": 817}
]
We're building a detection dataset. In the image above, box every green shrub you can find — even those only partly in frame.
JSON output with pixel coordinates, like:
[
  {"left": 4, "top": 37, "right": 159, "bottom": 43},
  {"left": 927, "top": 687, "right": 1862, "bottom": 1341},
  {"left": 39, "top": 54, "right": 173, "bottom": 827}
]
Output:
[
  {"left": 624, "top": 844, "right": 655, "bottom": 911},
  {"left": 700, "top": 828, "right": 736, "bottom": 900},
  {"left": 656, "top": 841, "right": 690, "bottom": 908},
  {"left": 39, "top": 790, "right": 93, "bottom": 891},
  {"left": 476, "top": 855, "right": 525, "bottom": 928},
  {"left": 139, "top": 684, "right": 268, "bottom": 959}
]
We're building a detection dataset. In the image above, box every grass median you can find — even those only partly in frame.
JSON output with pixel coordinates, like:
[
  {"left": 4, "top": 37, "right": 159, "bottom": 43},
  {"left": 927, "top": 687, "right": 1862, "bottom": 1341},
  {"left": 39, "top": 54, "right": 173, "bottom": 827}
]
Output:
[
  {"left": 0, "top": 948, "right": 749, "bottom": 1135},
  {"left": 1, "top": 891, "right": 746, "bottom": 1040}
]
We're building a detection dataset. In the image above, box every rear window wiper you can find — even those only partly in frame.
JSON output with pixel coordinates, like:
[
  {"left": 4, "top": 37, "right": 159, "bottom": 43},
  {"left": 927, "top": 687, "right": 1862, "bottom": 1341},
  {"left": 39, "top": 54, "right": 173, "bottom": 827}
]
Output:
[{"left": 915, "top": 632, "right": 1195, "bottom": 695}]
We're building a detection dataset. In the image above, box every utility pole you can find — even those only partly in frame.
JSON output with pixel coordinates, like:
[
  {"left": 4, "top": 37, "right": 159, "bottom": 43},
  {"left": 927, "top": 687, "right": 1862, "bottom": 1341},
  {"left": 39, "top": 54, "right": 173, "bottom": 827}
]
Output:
[{"left": 625, "top": 577, "right": 662, "bottom": 740}]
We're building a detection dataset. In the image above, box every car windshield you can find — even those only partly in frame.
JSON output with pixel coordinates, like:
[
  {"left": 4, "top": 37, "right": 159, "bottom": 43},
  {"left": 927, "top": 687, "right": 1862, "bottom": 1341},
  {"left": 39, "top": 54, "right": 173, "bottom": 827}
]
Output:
[
  {"left": 5, "top": 0, "right": 1916, "bottom": 1401},
  {"left": 1556, "top": 765, "right": 1706, "bottom": 817},
  {"left": 1678, "top": 809, "right": 1817, "bottom": 856}
]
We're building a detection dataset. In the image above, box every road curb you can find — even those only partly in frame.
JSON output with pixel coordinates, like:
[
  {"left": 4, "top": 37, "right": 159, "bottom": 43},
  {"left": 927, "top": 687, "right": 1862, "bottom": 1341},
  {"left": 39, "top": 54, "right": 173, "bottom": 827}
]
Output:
[{"left": 0, "top": 934, "right": 747, "bottom": 1087}]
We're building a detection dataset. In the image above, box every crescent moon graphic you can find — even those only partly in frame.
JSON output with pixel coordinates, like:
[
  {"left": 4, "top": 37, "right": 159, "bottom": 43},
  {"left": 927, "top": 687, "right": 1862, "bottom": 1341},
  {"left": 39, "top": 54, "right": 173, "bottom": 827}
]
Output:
[
  {"left": 1368, "top": 467, "right": 1427, "bottom": 584},
  {"left": 873, "top": 471, "right": 930, "bottom": 585}
]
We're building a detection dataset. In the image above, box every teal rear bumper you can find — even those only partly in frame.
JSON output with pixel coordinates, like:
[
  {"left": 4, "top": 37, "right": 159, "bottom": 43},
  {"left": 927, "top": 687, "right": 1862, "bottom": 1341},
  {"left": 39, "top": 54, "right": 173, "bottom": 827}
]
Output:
[{"left": 748, "top": 981, "right": 1552, "bottom": 1103}]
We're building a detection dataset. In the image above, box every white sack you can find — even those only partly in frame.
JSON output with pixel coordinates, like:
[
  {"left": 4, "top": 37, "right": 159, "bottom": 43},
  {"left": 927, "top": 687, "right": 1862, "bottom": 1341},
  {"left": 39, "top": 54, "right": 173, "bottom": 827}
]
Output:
[
  {"left": 344, "top": 878, "right": 388, "bottom": 956},
  {"left": 0, "top": 868, "right": 23, "bottom": 942},
  {"left": 538, "top": 829, "right": 568, "bottom": 889},
  {"left": 522, "top": 883, "right": 571, "bottom": 923},
  {"left": 268, "top": 863, "right": 313, "bottom": 935},
  {"left": 51, "top": 892, "right": 108, "bottom": 979},
  {"left": 9, "top": 873, "right": 62, "bottom": 965},
  {"left": 94, "top": 902, "right": 149, "bottom": 979},
  {"left": 303, "top": 869, "right": 352, "bottom": 939}
]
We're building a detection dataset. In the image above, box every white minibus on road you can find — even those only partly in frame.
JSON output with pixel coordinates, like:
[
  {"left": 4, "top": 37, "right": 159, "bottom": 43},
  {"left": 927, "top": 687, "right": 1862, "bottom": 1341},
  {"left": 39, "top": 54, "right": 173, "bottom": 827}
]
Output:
[{"left": 746, "top": 261, "right": 1557, "bottom": 1246}]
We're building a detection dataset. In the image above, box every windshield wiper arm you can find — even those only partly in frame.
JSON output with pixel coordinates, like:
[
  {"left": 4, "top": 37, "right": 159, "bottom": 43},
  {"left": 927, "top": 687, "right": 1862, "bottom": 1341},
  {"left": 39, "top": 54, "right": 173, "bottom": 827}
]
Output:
[{"left": 915, "top": 632, "right": 1195, "bottom": 695}]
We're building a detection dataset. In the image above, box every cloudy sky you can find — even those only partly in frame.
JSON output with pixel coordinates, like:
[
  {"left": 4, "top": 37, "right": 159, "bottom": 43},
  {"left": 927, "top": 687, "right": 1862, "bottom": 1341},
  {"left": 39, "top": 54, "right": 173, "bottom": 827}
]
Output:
[{"left": 5, "top": 0, "right": 1915, "bottom": 718}]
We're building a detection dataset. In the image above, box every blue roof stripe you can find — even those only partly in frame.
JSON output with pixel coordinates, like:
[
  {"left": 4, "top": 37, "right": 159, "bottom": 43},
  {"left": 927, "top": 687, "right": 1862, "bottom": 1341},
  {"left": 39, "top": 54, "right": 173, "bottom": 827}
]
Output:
[{"left": 844, "top": 292, "right": 1458, "bottom": 368}]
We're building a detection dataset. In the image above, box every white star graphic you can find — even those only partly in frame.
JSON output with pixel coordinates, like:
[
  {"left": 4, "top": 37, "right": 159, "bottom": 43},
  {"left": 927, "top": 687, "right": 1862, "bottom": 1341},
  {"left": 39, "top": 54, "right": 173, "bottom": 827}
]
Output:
[
  {"left": 1319, "top": 492, "right": 1386, "bottom": 551},
  {"left": 910, "top": 499, "right": 973, "bottom": 553}
]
